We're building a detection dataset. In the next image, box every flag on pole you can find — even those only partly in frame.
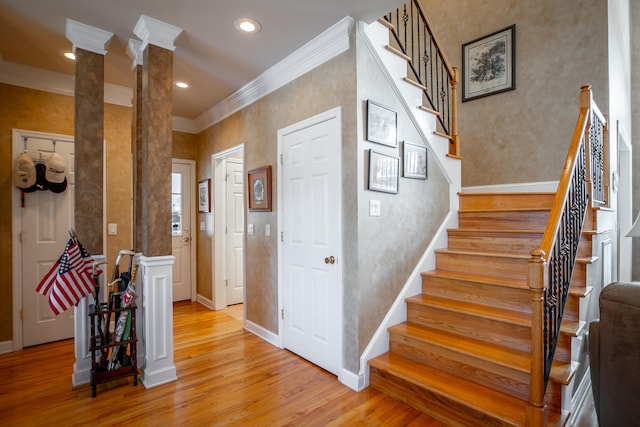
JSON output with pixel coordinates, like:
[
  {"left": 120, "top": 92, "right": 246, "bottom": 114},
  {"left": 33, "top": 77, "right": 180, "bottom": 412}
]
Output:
[{"left": 36, "top": 238, "right": 95, "bottom": 315}]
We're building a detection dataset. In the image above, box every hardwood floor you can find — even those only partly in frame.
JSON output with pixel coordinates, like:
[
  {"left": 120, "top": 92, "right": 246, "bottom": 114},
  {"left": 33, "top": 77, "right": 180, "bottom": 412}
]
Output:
[{"left": 0, "top": 301, "right": 445, "bottom": 426}]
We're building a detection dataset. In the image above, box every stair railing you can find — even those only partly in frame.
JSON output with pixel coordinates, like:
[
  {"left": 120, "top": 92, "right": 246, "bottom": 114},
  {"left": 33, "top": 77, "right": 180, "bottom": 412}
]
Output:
[
  {"left": 527, "top": 85, "right": 608, "bottom": 425},
  {"left": 382, "top": 0, "right": 460, "bottom": 158}
]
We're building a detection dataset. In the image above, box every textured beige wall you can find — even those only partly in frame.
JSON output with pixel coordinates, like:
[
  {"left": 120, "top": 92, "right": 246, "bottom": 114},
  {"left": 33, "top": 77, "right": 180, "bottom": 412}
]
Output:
[
  {"left": 351, "top": 31, "right": 450, "bottom": 372},
  {"left": 421, "top": 0, "right": 609, "bottom": 187},
  {"left": 0, "top": 83, "right": 132, "bottom": 342},
  {"left": 197, "top": 44, "right": 358, "bottom": 332},
  {"left": 173, "top": 131, "right": 197, "bottom": 161}
]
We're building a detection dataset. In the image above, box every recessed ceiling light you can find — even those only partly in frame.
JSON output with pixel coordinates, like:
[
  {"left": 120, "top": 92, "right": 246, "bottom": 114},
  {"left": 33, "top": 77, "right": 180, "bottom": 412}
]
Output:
[
  {"left": 176, "top": 81, "right": 189, "bottom": 89},
  {"left": 234, "top": 18, "right": 261, "bottom": 34},
  {"left": 63, "top": 51, "right": 76, "bottom": 60}
]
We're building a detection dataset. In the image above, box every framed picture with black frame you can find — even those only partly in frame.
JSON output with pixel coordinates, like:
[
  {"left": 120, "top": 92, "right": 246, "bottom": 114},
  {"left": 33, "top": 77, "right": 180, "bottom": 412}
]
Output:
[
  {"left": 366, "top": 100, "right": 397, "bottom": 147},
  {"left": 198, "top": 179, "right": 211, "bottom": 213},
  {"left": 368, "top": 150, "right": 399, "bottom": 194},
  {"left": 403, "top": 141, "right": 427, "bottom": 179},
  {"left": 462, "top": 24, "right": 515, "bottom": 102}
]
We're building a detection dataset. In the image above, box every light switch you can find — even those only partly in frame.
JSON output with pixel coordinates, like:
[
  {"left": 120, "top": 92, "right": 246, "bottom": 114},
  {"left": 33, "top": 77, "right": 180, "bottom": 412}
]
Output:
[
  {"left": 108, "top": 223, "right": 117, "bottom": 235},
  {"left": 248, "top": 224, "right": 254, "bottom": 235},
  {"left": 200, "top": 221, "right": 205, "bottom": 231},
  {"left": 369, "top": 200, "right": 381, "bottom": 217},
  {"left": 265, "top": 224, "right": 271, "bottom": 236}
]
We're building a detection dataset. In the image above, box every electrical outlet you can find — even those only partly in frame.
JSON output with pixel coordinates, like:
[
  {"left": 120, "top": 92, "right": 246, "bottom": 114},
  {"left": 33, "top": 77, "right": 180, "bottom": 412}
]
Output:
[
  {"left": 265, "top": 224, "right": 271, "bottom": 236},
  {"left": 248, "top": 224, "right": 254, "bottom": 235}
]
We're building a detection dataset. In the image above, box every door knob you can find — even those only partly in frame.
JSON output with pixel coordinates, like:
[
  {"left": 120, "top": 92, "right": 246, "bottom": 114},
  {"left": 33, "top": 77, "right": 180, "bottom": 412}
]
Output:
[
  {"left": 324, "top": 256, "right": 336, "bottom": 264},
  {"left": 182, "top": 236, "right": 190, "bottom": 242}
]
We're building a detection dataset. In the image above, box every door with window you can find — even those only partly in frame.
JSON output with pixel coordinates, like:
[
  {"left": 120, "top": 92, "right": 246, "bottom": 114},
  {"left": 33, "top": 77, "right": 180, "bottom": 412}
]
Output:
[{"left": 171, "top": 160, "right": 195, "bottom": 301}]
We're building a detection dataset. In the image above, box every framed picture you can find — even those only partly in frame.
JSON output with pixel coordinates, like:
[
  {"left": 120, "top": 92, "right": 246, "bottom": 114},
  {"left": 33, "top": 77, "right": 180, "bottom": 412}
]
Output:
[
  {"left": 462, "top": 25, "right": 515, "bottom": 102},
  {"left": 198, "top": 179, "right": 211, "bottom": 213},
  {"left": 247, "top": 165, "right": 272, "bottom": 212},
  {"left": 367, "top": 100, "right": 397, "bottom": 147},
  {"left": 368, "top": 150, "right": 399, "bottom": 194},
  {"left": 403, "top": 141, "right": 427, "bottom": 179}
]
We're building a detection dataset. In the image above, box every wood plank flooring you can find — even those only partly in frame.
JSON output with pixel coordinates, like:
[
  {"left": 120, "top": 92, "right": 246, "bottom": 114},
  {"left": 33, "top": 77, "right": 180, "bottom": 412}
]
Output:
[{"left": 0, "top": 301, "right": 445, "bottom": 426}]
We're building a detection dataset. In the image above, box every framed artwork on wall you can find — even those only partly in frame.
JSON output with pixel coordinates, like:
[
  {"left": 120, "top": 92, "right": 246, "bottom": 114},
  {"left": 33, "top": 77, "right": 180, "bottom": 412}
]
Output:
[
  {"left": 247, "top": 165, "right": 272, "bottom": 212},
  {"left": 462, "top": 24, "right": 516, "bottom": 102},
  {"left": 403, "top": 141, "right": 427, "bottom": 179},
  {"left": 198, "top": 179, "right": 211, "bottom": 213},
  {"left": 366, "top": 100, "right": 397, "bottom": 147},
  {"left": 368, "top": 150, "right": 399, "bottom": 194}
]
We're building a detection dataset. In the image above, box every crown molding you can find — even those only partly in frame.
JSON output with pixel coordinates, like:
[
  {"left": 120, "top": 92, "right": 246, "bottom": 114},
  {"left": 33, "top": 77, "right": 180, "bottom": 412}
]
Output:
[
  {"left": 133, "top": 15, "right": 182, "bottom": 52},
  {"left": 65, "top": 19, "right": 113, "bottom": 55},
  {"left": 0, "top": 57, "right": 132, "bottom": 107},
  {"left": 126, "top": 38, "right": 144, "bottom": 68},
  {"left": 172, "top": 116, "right": 199, "bottom": 134},
  {"left": 193, "top": 16, "right": 355, "bottom": 133}
]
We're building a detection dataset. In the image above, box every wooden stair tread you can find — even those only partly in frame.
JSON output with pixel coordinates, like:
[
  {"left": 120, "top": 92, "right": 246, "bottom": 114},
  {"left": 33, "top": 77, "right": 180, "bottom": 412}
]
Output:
[
  {"left": 370, "top": 353, "right": 528, "bottom": 425},
  {"left": 436, "top": 247, "right": 531, "bottom": 260},
  {"left": 449, "top": 228, "right": 545, "bottom": 234},
  {"left": 422, "top": 269, "right": 527, "bottom": 290},
  {"left": 460, "top": 207, "right": 551, "bottom": 213},
  {"left": 408, "top": 294, "right": 582, "bottom": 335},
  {"left": 391, "top": 323, "right": 529, "bottom": 372},
  {"left": 390, "top": 323, "right": 578, "bottom": 385},
  {"left": 409, "top": 294, "right": 530, "bottom": 326}
]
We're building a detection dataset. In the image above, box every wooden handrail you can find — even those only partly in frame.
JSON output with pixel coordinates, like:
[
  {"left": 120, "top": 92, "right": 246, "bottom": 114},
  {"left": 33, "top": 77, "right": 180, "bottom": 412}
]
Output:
[{"left": 527, "top": 84, "right": 607, "bottom": 425}]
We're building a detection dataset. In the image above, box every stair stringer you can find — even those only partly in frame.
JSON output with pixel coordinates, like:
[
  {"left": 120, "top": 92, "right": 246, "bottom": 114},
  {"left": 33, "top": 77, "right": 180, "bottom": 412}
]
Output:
[{"left": 354, "top": 20, "right": 462, "bottom": 391}]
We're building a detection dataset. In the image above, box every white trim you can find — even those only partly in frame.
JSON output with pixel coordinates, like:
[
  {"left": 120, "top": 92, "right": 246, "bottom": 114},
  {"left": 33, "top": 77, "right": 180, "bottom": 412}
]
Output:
[
  {"left": 133, "top": 15, "right": 183, "bottom": 52},
  {"left": 193, "top": 17, "right": 354, "bottom": 133},
  {"left": 213, "top": 145, "right": 245, "bottom": 310},
  {"left": 568, "top": 368, "right": 593, "bottom": 427},
  {"left": 277, "top": 106, "right": 343, "bottom": 374},
  {"left": 244, "top": 319, "right": 281, "bottom": 349},
  {"left": 196, "top": 294, "right": 214, "bottom": 310},
  {"left": 65, "top": 19, "right": 113, "bottom": 55},
  {"left": 11, "top": 129, "right": 75, "bottom": 352},
  {"left": 172, "top": 116, "right": 199, "bottom": 134},
  {"left": 0, "top": 57, "right": 133, "bottom": 108},
  {"left": 339, "top": 368, "right": 367, "bottom": 392},
  {"left": 462, "top": 181, "right": 559, "bottom": 194},
  {"left": 0, "top": 341, "right": 13, "bottom": 354}
]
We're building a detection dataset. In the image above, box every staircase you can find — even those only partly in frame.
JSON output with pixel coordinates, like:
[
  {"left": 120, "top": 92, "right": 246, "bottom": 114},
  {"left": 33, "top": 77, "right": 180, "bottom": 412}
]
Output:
[{"left": 369, "top": 192, "right": 595, "bottom": 426}]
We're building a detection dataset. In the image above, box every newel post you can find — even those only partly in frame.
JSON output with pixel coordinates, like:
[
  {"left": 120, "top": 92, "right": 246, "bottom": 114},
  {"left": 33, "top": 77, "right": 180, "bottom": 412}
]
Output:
[
  {"left": 449, "top": 66, "right": 461, "bottom": 158},
  {"left": 527, "top": 249, "right": 548, "bottom": 426}
]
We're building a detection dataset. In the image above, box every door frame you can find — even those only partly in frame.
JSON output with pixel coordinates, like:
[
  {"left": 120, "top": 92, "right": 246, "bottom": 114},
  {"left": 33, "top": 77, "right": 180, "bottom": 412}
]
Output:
[
  {"left": 11, "top": 129, "right": 75, "bottom": 351},
  {"left": 213, "top": 144, "right": 245, "bottom": 310},
  {"left": 276, "top": 107, "right": 343, "bottom": 369},
  {"left": 172, "top": 158, "right": 198, "bottom": 301}
]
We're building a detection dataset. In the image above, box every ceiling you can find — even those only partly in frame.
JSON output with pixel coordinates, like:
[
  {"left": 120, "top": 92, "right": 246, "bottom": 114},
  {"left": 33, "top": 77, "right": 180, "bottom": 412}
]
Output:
[{"left": 0, "top": 0, "right": 403, "bottom": 120}]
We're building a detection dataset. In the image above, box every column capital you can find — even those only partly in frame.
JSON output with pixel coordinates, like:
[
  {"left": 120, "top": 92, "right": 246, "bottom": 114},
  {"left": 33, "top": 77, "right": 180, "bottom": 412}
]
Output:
[
  {"left": 65, "top": 19, "right": 113, "bottom": 55},
  {"left": 127, "top": 38, "right": 144, "bottom": 68},
  {"left": 133, "top": 15, "right": 182, "bottom": 52}
]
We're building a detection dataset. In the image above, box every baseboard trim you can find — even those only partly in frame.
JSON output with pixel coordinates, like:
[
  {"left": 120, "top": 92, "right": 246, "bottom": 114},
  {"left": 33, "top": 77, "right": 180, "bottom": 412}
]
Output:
[
  {"left": 0, "top": 340, "right": 13, "bottom": 354},
  {"left": 568, "top": 367, "right": 593, "bottom": 426},
  {"left": 196, "top": 294, "right": 214, "bottom": 310},
  {"left": 339, "top": 368, "right": 366, "bottom": 392},
  {"left": 245, "top": 319, "right": 281, "bottom": 349}
]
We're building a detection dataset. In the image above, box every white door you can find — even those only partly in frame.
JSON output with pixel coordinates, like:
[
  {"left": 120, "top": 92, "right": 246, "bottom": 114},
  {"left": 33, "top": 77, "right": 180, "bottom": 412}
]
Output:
[
  {"left": 281, "top": 112, "right": 341, "bottom": 375},
  {"left": 171, "top": 160, "right": 195, "bottom": 302},
  {"left": 225, "top": 159, "right": 244, "bottom": 305},
  {"left": 21, "top": 135, "right": 75, "bottom": 347}
]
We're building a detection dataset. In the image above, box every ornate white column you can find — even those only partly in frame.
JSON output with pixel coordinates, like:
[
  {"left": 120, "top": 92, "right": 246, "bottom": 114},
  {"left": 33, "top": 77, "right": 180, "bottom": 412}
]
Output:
[
  {"left": 139, "top": 255, "right": 177, "bottom": 388},
  {"left": 66, "top": 19, "right": 113, "bottom": 387}
]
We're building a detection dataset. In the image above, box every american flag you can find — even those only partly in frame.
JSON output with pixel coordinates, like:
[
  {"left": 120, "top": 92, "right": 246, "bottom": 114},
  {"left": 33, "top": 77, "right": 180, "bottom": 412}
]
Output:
[{"left": 36, "top": 238, "right": 95, "bottom": 315}]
